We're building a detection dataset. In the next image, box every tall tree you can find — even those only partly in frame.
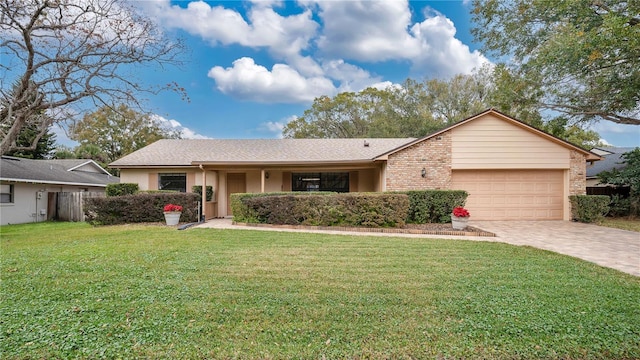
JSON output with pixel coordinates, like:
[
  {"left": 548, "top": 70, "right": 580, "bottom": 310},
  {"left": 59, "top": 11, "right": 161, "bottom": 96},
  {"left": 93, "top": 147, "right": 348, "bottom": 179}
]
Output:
[
  {"left": 284, "top": 68, "right": 604, "bottom": 148},
  {"left": 4, "top": 123, "right": 56, "bottom": 159},
  {"left": 425, "top": 66, "right": 494, "bottom": 125},
  {"left": 70, "top": 104, "right": 181, "bottom": 165},
  {"left": 0, "top": 0, "right": 185, "bottom": 155},
  {"left": 471, "top": 0, "right": 640, "bottom": 125},
  {"left": 541, "top": 117, "right": 604, "bottom": 150},
  {"left": 284, "top": 69, "right": 505, "bottom": 139},
  {"left": 283, "top": 75, "right": 495, "bottom": 139},
  {"left": 2, "top": 81, "right": 56, "bottom": 158}
]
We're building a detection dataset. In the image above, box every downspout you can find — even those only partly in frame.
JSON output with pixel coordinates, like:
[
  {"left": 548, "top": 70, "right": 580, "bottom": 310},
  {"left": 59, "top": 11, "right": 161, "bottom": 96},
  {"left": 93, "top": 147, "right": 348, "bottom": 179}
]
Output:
[{"left": 199, "top": 164, "right": 206, "bottom": 222}]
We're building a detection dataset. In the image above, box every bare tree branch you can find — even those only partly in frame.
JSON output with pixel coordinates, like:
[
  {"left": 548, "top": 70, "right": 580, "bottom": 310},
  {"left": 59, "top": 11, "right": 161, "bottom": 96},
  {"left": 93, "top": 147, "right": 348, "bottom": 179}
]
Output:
[{"left": 0, "top": 0, "right": 186, "bottom": 154}]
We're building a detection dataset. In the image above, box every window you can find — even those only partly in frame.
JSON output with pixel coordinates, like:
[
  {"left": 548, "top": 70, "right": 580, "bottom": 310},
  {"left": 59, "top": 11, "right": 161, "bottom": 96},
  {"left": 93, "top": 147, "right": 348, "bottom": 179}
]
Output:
[
  {"left": 158, "top": 173, "right": 187, "bottom": 192},
  {"left": 292, "top": 172, "right": 349, "bottom": 192},
  {"left": 1, "top": 184, "right": 14, "bottom": 203}
]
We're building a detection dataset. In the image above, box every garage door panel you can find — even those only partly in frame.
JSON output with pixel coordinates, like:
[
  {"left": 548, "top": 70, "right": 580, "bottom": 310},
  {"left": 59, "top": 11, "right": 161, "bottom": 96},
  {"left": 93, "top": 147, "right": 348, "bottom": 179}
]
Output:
[{"left": 452, "top": 170, "right": 564, "bottom": 220}]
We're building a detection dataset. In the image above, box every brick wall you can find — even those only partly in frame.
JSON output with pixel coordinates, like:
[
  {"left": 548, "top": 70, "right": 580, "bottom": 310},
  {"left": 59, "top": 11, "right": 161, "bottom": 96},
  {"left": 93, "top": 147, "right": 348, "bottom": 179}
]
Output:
[
  {"left": 569, "top": 150, "right": 587, "bottom": 195},
  {"left": 386, "top": 131, "right": 452, "bottom": 191}
]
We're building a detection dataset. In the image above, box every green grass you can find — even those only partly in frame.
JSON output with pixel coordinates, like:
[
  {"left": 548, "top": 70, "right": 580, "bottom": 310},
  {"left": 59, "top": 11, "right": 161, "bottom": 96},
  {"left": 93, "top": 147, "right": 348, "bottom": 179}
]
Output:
[
  {"left": 1, "top": 222, "right": 639, "bottom": 359},
  {"left": 599, "top": 217, "right": 640, "bottom": 232}
]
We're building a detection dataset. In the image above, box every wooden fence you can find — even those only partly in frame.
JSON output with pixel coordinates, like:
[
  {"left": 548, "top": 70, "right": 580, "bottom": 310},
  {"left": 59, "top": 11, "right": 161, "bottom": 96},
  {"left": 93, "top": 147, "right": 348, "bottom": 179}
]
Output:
[{"left": 49, "top": 192, "right": 105, "bottom": 222}]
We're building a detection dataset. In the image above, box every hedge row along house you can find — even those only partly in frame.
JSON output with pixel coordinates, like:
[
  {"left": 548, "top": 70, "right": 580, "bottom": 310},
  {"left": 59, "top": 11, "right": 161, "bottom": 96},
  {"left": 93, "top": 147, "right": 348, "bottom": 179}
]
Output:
[{"left": 110, "top": 109, "right": 601, "bottom": 221}]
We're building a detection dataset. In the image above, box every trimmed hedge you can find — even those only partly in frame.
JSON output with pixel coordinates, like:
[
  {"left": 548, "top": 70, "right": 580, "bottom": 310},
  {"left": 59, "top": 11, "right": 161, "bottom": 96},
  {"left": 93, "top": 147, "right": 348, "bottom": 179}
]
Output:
[
  {"left": 569, "top": 195, "right": 610, "bottom": 223},
  {"left": 403, "top": 190, "right": 468, "bottom": 223},
  {"left": 105, "top": 183, "right": 139, "bottom": 197},
  {"left": 232, "top": 192, "right": 409, "bottom": 228},
  {"left": 85, "top": 193, "right": 200, "bottom": 225}
]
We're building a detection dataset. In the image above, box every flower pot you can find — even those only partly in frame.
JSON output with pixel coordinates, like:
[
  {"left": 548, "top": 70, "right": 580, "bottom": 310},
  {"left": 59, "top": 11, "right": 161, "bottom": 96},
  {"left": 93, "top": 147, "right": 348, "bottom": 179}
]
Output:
[
  {"left": 451, "top": 214, "right": 469, "bottom": 230},
  {"left": 164, "top": 211, "right": 181, "bottom": 226}
]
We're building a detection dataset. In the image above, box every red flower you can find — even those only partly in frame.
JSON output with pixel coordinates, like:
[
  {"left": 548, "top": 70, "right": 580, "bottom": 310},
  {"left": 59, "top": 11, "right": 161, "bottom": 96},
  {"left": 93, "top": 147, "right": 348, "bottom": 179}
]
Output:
[
  {"left": 452, "top": 207, "right": 470, "bottom": 217},
  {"left": 164, "top": 204, "right": 183, "bottom": 212}
]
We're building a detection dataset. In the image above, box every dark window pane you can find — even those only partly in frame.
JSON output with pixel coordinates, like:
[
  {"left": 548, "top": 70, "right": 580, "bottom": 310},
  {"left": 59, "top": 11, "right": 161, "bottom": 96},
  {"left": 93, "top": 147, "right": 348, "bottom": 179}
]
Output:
[
  {"left": 0, "top": 184, "right": 13, "bottom": 203},
  {"left": 158, "top": 173, "right": 186, "bottom": 192},
  {"left": 292, "top": 172, "right": 349, "bottom": 192}
]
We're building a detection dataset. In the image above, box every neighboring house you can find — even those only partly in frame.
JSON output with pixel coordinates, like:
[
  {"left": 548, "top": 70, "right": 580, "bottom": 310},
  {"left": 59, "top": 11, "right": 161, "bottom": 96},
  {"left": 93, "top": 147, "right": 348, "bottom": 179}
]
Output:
[
  {"left": 586, "top": 147, "right": 636, "bottom": 187},
  {"left": 0, "top": 157, "right": 119, "bottom": 225},
  {"left": 110, "top": 109, "right": 600, "bottom": 221}
]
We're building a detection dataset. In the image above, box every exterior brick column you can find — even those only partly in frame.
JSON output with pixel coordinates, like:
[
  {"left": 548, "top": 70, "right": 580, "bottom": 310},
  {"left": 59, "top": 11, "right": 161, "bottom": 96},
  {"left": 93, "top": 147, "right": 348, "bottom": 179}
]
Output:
[{"left": 569, "top": 150, "right": 587, "bottom": 195}]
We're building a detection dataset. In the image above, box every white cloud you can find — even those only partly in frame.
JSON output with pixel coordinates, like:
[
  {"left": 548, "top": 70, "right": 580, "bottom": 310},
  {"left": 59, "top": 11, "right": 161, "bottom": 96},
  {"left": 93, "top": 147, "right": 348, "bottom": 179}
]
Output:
[
  {"left": 592, "top": 121, "right": 640, "bottom": 134},
  {"left": 598, "top": 138, "right": 613, "bottom": 146},
  {"left": 590, "top": 121, "right": 640, "bottom": 147},
  {"left": 207, "top": 57, "right": 336, "bottom": 103},
  {"left": 145, "top": 0, "right": 317, "bottom": 59},
  {"left": 316, "top": 1, "right": 489, "bottom": 77},
  {"left": 207, "top": 57, "right": 397, "bottom": 103},
  {"left": 322, "top": 59, "right": 387, "bottom": 92},
  {"left": 151, "top": 114, "right": 210, "bottom": 139},
  {"left": 258, "top": 115, "right": 297, "bottom": 138},
  {"left": 316, "top": 0, "right": 420, "bottom": 61},
  {"left": 409, "top": 13, "right": 488, "bottom": 76},
  {"left": 144, "top": 0, "right": 491, "bottom": 103}
]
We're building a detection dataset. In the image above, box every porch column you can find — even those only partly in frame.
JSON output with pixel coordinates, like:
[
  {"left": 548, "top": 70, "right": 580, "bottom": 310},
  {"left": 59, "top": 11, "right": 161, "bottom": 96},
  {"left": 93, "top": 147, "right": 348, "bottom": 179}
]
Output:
[
  {"left": 380, "top": 162, "right": 387, "bottom": 192},
  {"left": 200, "top": 165, "right": 207, "bottom": 221},
  {"left": 260, "top": 169, "right": 266, "bottom": 193}
]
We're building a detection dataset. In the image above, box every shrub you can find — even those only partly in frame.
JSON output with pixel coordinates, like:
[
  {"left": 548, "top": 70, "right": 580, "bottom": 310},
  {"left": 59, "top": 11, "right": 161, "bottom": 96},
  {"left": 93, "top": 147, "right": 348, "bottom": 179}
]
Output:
[
  {"left": 105, "top": 183, "right": 139, "bottom": 197},
  {"left": 608, "top": 194, "right": 631, "bottom": 217},
  {"left": 232, "top": 192, "right": 409, "bottom": 228},
  {"left": 85, "top": 192, "right": 199, "bottom": 225},
  {"left": 192, "top": 185, "right": 214, "bottom": 201},
  {"left": 403, "top": 190, "right": 468, "bottom": 223},
  {"left": 569, "top": 195, "right": 610, "bottom": 223}
]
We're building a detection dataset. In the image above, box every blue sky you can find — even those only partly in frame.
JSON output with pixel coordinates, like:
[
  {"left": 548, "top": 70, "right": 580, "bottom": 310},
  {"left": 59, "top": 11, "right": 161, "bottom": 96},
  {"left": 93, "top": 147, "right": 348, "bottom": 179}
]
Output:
[{"left": 63, "top": 0, "right": 640, "bottom": 147}]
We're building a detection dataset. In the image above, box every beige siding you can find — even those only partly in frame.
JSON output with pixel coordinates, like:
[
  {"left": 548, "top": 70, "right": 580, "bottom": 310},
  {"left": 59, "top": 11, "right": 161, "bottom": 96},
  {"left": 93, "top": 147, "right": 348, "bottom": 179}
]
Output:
[
  {"left": 358, "top": 169, "right": 378, "bottom": 192},
  {"left": 263, "top": 171, "right": 284, "bottom": 192},
  {"left": 245, "top": 171, "right": 262, "bottom": 193},
  {"left": 451, "top": 114, "right": 570, "bottom": 169},
  {"left": 119, "top": 169, "right": 153, "bottom": 190},
  {"left": 120, "top": 168, "right": 200, "bottom": 192}
]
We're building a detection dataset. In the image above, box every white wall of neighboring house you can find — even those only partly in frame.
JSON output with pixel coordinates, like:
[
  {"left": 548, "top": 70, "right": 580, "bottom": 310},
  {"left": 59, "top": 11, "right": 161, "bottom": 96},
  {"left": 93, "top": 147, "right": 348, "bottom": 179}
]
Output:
[{"left": 0, "top": 182, "right": 105, "bottom": 226}]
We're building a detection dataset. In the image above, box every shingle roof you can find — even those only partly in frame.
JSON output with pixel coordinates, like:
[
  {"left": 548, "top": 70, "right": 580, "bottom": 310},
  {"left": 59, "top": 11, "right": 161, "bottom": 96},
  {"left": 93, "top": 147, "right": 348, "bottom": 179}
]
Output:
[
  {"left": 109, "top": 138, "right": 415, "bottom": 167},
  {"left": 1, "top": 156, "right": 119, "bottom": 186},
  {"left": 586, "top": 147, "right": 637, "bottom": 178}
]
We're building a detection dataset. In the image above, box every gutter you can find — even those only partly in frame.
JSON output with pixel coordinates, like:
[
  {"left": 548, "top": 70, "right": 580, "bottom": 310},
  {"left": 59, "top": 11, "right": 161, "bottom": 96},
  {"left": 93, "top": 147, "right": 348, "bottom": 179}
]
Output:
[{"left": 0, "top": 178, "right": 113, "bottom": 187}]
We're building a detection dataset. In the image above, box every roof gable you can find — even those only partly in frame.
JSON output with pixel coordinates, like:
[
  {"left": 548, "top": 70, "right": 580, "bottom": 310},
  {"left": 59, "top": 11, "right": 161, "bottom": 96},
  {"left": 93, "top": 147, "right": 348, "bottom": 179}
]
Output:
[
  {"left": 66, "top": 160, "right": 111, "bottom": 174},
  {"left": 375, "top": 109, "right": 602, "bottom": 161}
]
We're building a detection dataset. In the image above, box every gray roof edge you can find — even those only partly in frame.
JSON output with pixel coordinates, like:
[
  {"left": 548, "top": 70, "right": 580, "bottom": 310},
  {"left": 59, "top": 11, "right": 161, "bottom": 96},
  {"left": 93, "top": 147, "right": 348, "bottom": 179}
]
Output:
[{"left": 0, "top": 177, "right": 114, "bottom": 187}]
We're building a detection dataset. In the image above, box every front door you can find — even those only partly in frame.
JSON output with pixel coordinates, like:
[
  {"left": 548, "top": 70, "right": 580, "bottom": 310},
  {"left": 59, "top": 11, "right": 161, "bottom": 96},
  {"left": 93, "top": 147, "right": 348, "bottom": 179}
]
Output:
[{"left": 226, "top": 173, "right": 246, "bottom": 215}]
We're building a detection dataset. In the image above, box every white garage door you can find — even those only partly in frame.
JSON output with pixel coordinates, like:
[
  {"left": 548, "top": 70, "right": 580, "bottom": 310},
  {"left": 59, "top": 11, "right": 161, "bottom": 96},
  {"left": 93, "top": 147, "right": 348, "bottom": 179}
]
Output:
[{"left": 451, "top": 170, "right": 564, "bottom": 220}]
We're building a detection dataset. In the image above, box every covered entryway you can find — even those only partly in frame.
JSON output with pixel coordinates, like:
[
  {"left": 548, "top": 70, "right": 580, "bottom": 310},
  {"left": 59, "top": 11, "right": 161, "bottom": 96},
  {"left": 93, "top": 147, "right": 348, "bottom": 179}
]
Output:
[
  {"left": 226, "top": 173, "right": 246, "bottom": 215},
  {"left": 451, "top": 170, "right": 564, "bottom": 220}
]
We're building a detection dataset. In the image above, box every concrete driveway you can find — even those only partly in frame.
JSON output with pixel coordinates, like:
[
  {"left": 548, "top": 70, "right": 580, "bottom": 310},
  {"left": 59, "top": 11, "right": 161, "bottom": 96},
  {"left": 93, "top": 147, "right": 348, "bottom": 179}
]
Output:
[
  {"left": 472, "top": 221, "right": 640, "bottom": 277},
  {"left": 196, "top": 219, "right": 640, "bottom": 277}
]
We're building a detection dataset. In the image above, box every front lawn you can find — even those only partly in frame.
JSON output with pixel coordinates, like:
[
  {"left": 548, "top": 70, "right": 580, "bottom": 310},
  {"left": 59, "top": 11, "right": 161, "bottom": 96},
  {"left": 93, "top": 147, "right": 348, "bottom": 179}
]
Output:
[
  {"left": 599, "top": 217, "right": 640, "bottom": 232},
  {"left": 1, "top": 222, "right": 639, "bottom": 359}
]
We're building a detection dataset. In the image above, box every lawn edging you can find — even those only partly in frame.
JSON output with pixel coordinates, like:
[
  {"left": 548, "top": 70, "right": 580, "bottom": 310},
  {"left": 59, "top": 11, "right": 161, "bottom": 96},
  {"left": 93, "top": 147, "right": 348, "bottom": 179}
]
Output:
[{"left": 232, "top": 221, "right": 496, "bottom": 237}]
